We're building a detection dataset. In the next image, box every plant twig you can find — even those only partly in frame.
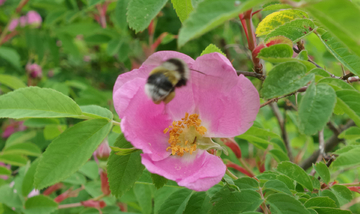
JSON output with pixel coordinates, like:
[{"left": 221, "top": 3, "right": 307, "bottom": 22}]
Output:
[
  {"left": 226, "top": 168, "right": 238, "bottom": 180},
  {"left": 341, "top": 197, "right": 360, "bottom": 210},
  {"left": 342, "top": 72, "right": 354, "bottom": 80},
  {"left": 260, "top": 86, "right": 308, "bottom": 108},
  {"left": 300, "top": 120, "right": 355, "bottom": 170},
  {"left": 270, "top": 102, "right": 293, "bottom": 161},
  {"left": 236, "top": 70, "right": 264, "bottom": 79},
  {"left": 58, "top": 203, "right": 82, "bottom": 209}
]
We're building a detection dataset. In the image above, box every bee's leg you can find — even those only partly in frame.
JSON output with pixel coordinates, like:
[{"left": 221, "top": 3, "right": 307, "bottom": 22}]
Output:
[{"left": 163, "top": 91, "right": 175, "bottom": 104}]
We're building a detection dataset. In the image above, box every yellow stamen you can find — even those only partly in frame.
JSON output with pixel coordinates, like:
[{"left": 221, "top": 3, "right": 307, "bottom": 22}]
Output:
[{"left": 163, "top": 113, "right": 206, "bottom": 156}]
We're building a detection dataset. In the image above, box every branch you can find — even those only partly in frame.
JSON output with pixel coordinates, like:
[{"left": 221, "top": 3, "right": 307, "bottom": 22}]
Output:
[
  {"left": 236, "top": 70, "right": 264, "bottom": 79},
  {"left": 270, "top": 102, "right": 293, "bottom": 161},
  {"left": 300, "top": 120, "right": 355, "bottom": 170},
  {"left": 260, "top": 86, "right": 307, "bottom": 108}
]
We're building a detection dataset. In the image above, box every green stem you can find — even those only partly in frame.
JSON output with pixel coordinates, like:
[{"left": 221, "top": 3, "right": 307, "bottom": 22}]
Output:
[{"left": 226, "top": 169, "right": 238, "bottom": 180}]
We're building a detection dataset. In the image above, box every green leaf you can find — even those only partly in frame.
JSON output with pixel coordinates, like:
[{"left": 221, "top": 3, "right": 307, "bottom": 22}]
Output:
[
  {"left": 0, "top": 166, "right": 11, "bottom": 175},
  {"left": 159, "top": 188, "right": 193, "bottom": 214},
  {"left": 318, "top": 78, "right": 354, "bottom": 91},
  {"left": 0, "top": 74, "right": 26, "bottom": 90},
  {"left": 258, "top": 44, "right": 293, "bottom": 59},
  {"left": 34, "top": 119, "right": 111, "bottom": 189},
  {"left": 277, "top": 161, "right": 313, "bottom": 191},
  {"left": 178, "top": 0, "right": 270, "bottom": 47},
  {"left": 5, "top": 130, "right": 37, "bottom": 148},
  {"left": 24, "top": 195, "right": 58, "bottom": 214},
  {"left": 0, "top": 87, "right": 82, "bottom": 119},
  {"left": 331, "top": 185, "right": 353, "bottom": 206},
  {"left": 265, "top": 19, "right": 316, "bottom": 42},
  {"left": 256, "top": 9, "right": 309, "bottom": 36},
  {"left": 234, "top": 177, "right": 259, "bottom": 191},
  {"left": 0, "top": 185, "right": 22, "bottom": 208},
  {"left": 183, "top": 192, "right": 211, "bottom": 214},
  {"left": 266, "top": 193, "right": 310, "bottom": 214},
  {"left": 276, "top": 175, "right": 295, "bottom": 190},
  {"left": 3, "top": 143, "right": 41, "bottom": 157},
  {"left": 43, "top": 125, "right": 67, "bottom": 140},
  {"left": 79, "top": 161, "right": 99, "bottom": 180},
  {"left": 63, "top": 172, "right": 87, "bottom": 185},
  {"left": 127, "top": 0, "right": 168, "bottom": 33},
  {"left": 154, "top": 187, "right": 180, "bottom": 214},
  {"left": 336, "top": 90, "right": 360, "bottom": 127},
  {"left": 261, "top": 61, "right": 314, "bottom": 99},
  {"left": 320, "top": 190, "right": 340, "bottom": 207},
  {"left": 314, "top": 162, "right": 330, "bottom": 184},
  {"left": 114, "top": 0, "right": 130, "bottom": 30},
  {"left": 134, "top": 183, "right": 153, "bottom": 214},
  {"left": 339, "top": 127, "right": 360, "bottom": 140},
  {"left": 22, "top": 159, "right": 39, "bottom": 197},
  {"left": 262, "top": 3, "right": 292, "bottom": 11},
  {"left": 263, "top": 180, "right": 292, "bottom": 195},
  {"left": 236, "top": 134, "right": 269, "bottom": 149},
  {"left": 172, "top": 0, "right": 193, "bottom": 23},
  {"left": 106, "top": 38, "right": 123, "bottom": 56},
  {"left": 269, "top": 149, "right": 290, "bottom": 162},
  {"left": 80, "top": 105, "right": 113, "bottom": 120},
  {"left": 200, "top": 44, "right": 226, "bottom": 56},
  {"left": 316, "top": 29, "right": 360, "bottom": 77},
  {"left": 151, "top": 173, "right": 168, "bottom": 189},
  {"left": 0, "top": 47, "right": 21, "bottom": 71},
  {"left": 304, "top": 197, "right": 337, "bottom": 208},
  {"left": 0, "top": 154, "right": 27, "bottom": 166},
  {"left": 107, "top": 134, "right": 144, "bottom": 198},
  {"left": 298, "top": 83, "right": 336, "bottom": 135},
  {"left": 309, "top": 175, "right": 321, "bottom": 190},
  {"left": 23, "top": 118, "right": 59, "bottom": 128},
  {"left": 209, "top": 189, "right": 263, "bottom": 214},
  {"left": 304, "top": 0, "right": 360, "bottom": 58},
  {"left": 314, "top": 208, "right": 352, "bottom": 214},
  {"left": 297, "top": 50, "right": 308, "bottom": 61}
]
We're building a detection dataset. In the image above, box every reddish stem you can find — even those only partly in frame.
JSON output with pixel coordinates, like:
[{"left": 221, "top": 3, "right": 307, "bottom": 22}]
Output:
[{"left": 226, "top": 162, "right": 255, "bottom": 177}]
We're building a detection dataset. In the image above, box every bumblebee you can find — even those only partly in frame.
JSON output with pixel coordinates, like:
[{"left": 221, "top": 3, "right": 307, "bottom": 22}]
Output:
[{"left": 145, "top": 58, "right": 190, "bottom": 104}]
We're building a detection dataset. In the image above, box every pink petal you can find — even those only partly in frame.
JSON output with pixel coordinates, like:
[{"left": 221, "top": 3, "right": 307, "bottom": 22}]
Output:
[
  {"left": 8, "top": 19, "right": 18, "bottom": 31},
  {"left": 119, "top": 78, "right": 172, "bottom": 161},
  {"left": 192, "top": 53, "right": 260, "bottom": 137},
  {"left": 141, "top": 150, "right": 226, "bottom": 191}
]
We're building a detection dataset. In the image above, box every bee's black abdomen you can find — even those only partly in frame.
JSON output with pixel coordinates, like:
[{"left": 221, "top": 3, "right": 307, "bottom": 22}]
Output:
[{"left": 147, "top": 73, "right": 174, "bottom": 91}]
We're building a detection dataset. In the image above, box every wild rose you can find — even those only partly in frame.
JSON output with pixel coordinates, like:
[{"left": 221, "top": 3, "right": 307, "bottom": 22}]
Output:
[
  {"left": 26, "top": 11, "right": 42, "bottom": 28},
  {"left": 0, "top": 0, "right": 5, "bottom": 6},
  {"left": 19, "top": 16, "right": 27, "bottom": 27},
  {"left": 113, "top": 51, "right": 260, "bottom": 191},
  {"left": 8, "top": 19, "right": 18, "bottom": 31},
  {"left": 26, "top": 63, "right": 42, "bottom": 79}
]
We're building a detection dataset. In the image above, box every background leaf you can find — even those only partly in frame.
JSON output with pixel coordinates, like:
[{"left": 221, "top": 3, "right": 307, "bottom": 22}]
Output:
[
  {"left": 34, "top": 119, "right": 111, "bottom": 189},
  {"left": 24, "top": 195, "right": 58, "bottom": 214},
  {"left": 172, "top": 0, "right": 193, "bottom": 23},
  {"left": 277, "top": 161, "right": 313, "bottom": 191}
]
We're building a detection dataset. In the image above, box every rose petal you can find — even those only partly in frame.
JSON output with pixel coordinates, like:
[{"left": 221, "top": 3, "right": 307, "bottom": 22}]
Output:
[
  {"left": 120, "top": 79, "right": 172, "bottom": 161},
  {"left": 141, "top": 150, "right": 225, "bottom": 191},
  {"left": 192, "top": 53, "right": 260, "bottom": 137}
]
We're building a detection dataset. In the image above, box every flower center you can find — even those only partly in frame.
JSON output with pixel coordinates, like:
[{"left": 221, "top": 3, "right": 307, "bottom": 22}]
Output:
[{"left": 164, "top": 113, "right": 207, "bottom": 156}]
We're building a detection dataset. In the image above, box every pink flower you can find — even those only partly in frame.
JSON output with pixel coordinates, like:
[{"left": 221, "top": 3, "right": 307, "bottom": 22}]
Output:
[
  {"left": 113, "top": 51, "right": 260, "bottom": 191},
  {"left": 26, "top": 63, "right": 42, "bottom": 79},
  {"left": 95, "top": 139, "right": 111, "bottom": 160},
  {"left": 26, "top": 11, "right": 42, "bottom": 28},
  {"left": 2, "top": 120, "right": 26, "bottom": 138},
  {"left": 0, "top": 0, "right": 6, "bottom": 6},
  {"left": 27, "top": 189, "right": 40, "bottom": 198},
  {"left": 8, "top": 19, "right": 18, "bottom": 31},
  {"left": 19, "top": 16, "right": 27, "bottom": 27}
]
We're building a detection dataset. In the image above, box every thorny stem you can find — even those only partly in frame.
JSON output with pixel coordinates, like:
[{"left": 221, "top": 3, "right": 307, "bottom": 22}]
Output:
[
  {"left": 112, "top": 120, "right": 121, "bottom": 126},
  {"left": 260, "top": 86, "right": 308, "bottom": 108},
  {"left": 341, "top": 197, "right": 360, "bottom": 210},
  {"left": 93, "top": 193, "right": 106, "bottom": 201},
  {"left": 310, "top": 129, "right": 325, "bottom": 176},
  {"left": 226, "top": 168, "right": 238, "bottom": 180},
  {"left": 270, "top": 103, "right": 293, "bottom": 161},
  {"left": 236, "top": 70, "right": 263, "bottom": 79}
]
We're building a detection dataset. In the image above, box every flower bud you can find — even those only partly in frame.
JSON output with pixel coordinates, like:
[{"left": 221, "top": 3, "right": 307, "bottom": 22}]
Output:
[
  {"left": 26, "top": 11, "right": 42, "bottom": 28},
  {"left": 43, "top": 183, "right": 63, "bottom": 196},
  {"left": 8, "top": 19, "right": 18, "bottom": 31},
  {"left": 95, "top": 139, "right": 111, "bottom": 160},
  {"left": 2, "top": 120, "right": 26, "bottom": 138},
  {"left": 26, "top": 63, "right": 42, "bottom": 79},
  {"left": 27, "top": 189, "right": 40, "bottom": 198}
]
